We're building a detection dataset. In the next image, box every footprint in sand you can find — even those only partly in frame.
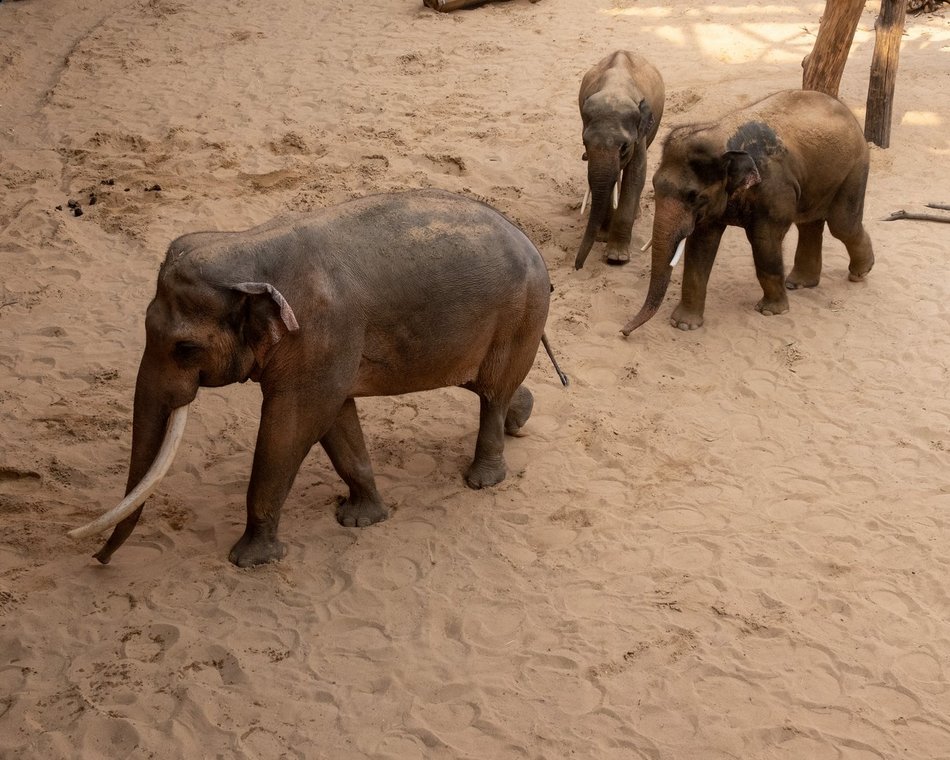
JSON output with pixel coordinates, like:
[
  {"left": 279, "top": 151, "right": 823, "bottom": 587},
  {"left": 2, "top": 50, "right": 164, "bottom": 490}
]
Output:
[
  {"left": 421, "top": 153, "right": 466, "bottom": 176},
  {"left": 122, "top": 622, "right": 180, "bottom": 664}
]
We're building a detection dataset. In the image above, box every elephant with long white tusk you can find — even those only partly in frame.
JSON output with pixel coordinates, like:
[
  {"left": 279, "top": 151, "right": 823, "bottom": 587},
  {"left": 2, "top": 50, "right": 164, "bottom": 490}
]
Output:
[{"left": 70, "top": 189, "right": 565, "bottom": 567}]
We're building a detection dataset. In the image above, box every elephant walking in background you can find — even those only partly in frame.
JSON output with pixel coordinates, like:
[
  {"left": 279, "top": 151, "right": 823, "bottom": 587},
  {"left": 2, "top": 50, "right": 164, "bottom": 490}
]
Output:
[
  {"left": 70, "top": 190, "right": 557, "bottom": 567},
  {"left": 574, "top": 50, "right": 665, "bottom": 270},
  {"left": 622, "top": 89, "right": 875, "bottom": 334}
]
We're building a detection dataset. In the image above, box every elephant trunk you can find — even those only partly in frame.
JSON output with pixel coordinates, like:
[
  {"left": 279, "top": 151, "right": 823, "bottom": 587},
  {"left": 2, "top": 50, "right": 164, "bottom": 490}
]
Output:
[
  {"left": 574, "top": 149, "right": 620, "bottom": 270},
  {"left": 621, "top": 196, "right": 691, "bottom": 335},
  {"left": 69, "top": 356, "right": 192, "bottom": 563}
]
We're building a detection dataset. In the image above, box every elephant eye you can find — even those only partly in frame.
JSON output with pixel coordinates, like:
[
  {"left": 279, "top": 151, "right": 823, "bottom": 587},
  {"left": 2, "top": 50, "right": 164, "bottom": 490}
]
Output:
[
  {"left": 173, "top": 341, "right": 203, "bottom": 362},
  {"left": 684, "top": 189, "right": 699, "bottom": 204},
  {"left": 620, "top": 142, "right": 630, "bottom": 156}
]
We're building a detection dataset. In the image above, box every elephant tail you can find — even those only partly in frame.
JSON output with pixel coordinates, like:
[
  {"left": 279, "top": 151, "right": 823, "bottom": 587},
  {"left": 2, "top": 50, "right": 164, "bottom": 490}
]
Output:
[{"left": 541, "top": 333, "right": 569, "bottom": 387}]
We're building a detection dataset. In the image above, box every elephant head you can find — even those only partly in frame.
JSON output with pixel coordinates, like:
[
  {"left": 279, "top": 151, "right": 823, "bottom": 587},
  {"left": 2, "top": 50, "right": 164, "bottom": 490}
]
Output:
[
  {"left": 574, "top": 94, "right": 655, "bottom": 270},
  {"left": 68, "top": 235, "right": 299, "bottom": 562},
  {"left": 621, "top": 131, "right": 760, "bottom": 334}
]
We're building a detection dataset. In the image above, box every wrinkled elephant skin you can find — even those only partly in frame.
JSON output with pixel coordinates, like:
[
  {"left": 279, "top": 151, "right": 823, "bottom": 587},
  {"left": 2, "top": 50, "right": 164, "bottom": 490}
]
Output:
[{"left": 623, "top": 89, "right": 874, "bottom": 334}]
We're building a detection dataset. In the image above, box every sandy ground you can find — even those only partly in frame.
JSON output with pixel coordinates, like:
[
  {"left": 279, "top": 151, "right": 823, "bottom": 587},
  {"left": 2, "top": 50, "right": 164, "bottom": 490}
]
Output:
[{"left": 1, "top": 0, "right": 949, "bottom": 757}]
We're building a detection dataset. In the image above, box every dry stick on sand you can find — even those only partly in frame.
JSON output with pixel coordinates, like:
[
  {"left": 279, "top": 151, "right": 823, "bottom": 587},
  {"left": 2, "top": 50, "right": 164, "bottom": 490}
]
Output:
[
  {"left": 882, "top": 203, "right": 950, "bottom": 223},
  {"left": 424, "top": 0, "right": 539, "bottom": 10}
]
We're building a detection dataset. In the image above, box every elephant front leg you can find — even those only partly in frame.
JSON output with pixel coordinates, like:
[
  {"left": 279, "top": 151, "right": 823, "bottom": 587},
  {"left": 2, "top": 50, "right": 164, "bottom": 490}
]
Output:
[
  {"left": 605, "top": 148, "right": 647, "bottom": 265},
  {"left": 321, "top": 399, "right": 388, "bottom": 528},
  {"left": 670, "top": 225, "right": 725, "bottom": 330},
  {"left": 465, "top": 393, "right": 510, "bottom": 489},
  {"left": 747, "top": 222, "right": 791, "bottom": 316},
  {"left": 229, "top": 395, "right": 322, "bottom": 568}
]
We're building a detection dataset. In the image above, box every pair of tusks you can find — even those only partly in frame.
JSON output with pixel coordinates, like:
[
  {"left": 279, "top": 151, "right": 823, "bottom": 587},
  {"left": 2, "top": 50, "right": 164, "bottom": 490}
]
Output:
[
  {"left": 633, "top": 237, "right": 684, "bottom": 263},
  {"left": 579, "top": 172, "right": 622, "bottom": 217},
  {"left": 574, "top": 196, "right": 686, "bottom": 265},
  {"left": 67, "top": 405, "right": 189, "bottom": 540}
]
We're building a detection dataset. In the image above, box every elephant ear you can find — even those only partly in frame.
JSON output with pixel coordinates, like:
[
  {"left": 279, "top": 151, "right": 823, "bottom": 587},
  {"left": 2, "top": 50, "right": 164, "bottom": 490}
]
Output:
[
  {"left": 637, "top": 99, "right": 655, "bottom": 139},
  {"left": 229, "top": 281, "right": 300, "bottom": 367},
  {"left": 722, "top": 150, "right": 761, "bottom": 195}
]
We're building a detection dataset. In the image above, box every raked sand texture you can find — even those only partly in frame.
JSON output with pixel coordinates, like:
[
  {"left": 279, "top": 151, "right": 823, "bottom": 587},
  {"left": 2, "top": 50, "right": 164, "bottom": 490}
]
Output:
[{"left": 1, "top": 1, "right": 949, "bottom": 758}]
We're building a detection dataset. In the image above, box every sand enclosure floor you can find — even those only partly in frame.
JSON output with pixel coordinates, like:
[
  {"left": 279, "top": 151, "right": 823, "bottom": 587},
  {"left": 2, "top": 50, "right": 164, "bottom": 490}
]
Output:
[{"left": 1, "top": 1, "right": 949, "bottom": 757}]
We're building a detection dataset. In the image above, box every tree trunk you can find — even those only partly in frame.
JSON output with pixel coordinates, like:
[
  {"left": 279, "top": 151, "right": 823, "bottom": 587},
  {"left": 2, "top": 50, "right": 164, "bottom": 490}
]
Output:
[
  {"left": 865, "top": 0, "right": 909, "bottom": 148},
  {"left": 802, "top": 0, "right": 865, "bottom": 96}
]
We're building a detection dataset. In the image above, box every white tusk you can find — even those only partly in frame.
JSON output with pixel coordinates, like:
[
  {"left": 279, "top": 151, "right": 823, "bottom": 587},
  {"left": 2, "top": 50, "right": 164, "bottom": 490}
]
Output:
[
  {"left": 580, "top": 188, "right": 590, "bottom": 217},
  {"left": 612, "top": 174, "right": 621, "bottom": 209},
  {"left": 670, "top": 238, "right": 687, "bottom": 268},
  {"left": 640, "top": 238, "right": 652, "bottom": 252},
  {"left": 68, "top": 405, "right": 189, "bottom": 540}
]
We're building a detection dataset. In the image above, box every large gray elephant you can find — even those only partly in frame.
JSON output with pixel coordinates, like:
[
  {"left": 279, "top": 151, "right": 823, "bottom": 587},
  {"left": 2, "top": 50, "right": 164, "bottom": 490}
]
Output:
[
  {"left": 622, "top": 89, "right": 874, "bottom": 334},
  {"left": 70, "top": 190, "right": 561, "bottom": 567},
  {"left": 574, "top": 50, "right": 665, "bottom": 270}
]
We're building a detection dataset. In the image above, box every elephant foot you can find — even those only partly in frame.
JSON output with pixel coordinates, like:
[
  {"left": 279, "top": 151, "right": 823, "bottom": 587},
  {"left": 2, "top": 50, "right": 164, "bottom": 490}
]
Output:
[
  {"left": 504, "top": 386, "right": 534, "bottom": 436},
  {"left": 465, "top": 457, "right": 506, "bottom": 489},
  {"left": 605, "top": 245, "right": 631, "bottom": 266},
  {"left": 228, "top": 529, "right": 287, "bottom": 568},
  {"left": 670, "top": 304, "right": 704, "bottom": 331},
  {"left": 848, "top": 252, "right": 874, "bottom": 282},
  {"left": 755, "top": 294, "right": 790, "bottom": 316},
  {"left": 785, "top": 269, "right": 820, "bottom": 290},
  {"left": 336, "top": 495, "right": 388, "bottom": 528}
]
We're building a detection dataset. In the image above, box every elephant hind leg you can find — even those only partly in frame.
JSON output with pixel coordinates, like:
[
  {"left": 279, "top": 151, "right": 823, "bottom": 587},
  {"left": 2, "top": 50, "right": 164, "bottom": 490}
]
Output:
[
  {"left": 827, "top": 164, "right": 875, "bottom": 281},
  {"left": 462, "top": 373, "right": 531, "bottom": 488},
  {"left": 504, "top": 385, "right": 534, "bottom": 436},
  {"left": 786, "top": 219, "right": 824, "bottom": 290},
  {"left": 832, "top": 219, "right": 874, "bottom": 282},
  {"left": 465, "top": 392, "right": 510, "bottom": 489}
]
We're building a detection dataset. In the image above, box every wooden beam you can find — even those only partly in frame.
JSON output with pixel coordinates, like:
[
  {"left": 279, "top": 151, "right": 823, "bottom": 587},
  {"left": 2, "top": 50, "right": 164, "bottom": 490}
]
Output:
[
  {"left": 802, "top": 0, "right": 865, "bottom": 96},
  {"left": 865, "top": 0, "right": 909, "bottom": 148},
  {"left": 423, "top": 0, "right": 539, "bottom": 11}
]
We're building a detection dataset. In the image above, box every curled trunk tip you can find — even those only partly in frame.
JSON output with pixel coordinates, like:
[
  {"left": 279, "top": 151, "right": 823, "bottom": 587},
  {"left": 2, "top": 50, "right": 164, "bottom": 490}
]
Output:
[
  {"left": 622, "top": 264, "right": 673, "bottom": 335},
  {"left": 621, "top": 238, "right": 679, "bottom": 336},
  {"left": 621, "top": 306, "right": 659, "bottom": 336}
]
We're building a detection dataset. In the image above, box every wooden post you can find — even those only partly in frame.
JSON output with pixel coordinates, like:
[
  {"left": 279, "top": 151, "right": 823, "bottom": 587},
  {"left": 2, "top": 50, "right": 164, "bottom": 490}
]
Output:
[
  {"left": 865, "top": 0, "right": 909, "bottom": 148},
  {"left": 802, "top": 0, "right": 865, "bottom": 96}
]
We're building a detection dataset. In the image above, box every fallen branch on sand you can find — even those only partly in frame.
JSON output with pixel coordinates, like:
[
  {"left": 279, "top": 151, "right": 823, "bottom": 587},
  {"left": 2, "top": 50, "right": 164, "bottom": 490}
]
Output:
[
  {"left": 882, "top": 203, "right": 950, "bottom": 223},
  {"left": 424, "top": 0, "right": 540, "bottom": 11},
  {"left": 909, "top": 0, "right": 948, "bottom": 14}
]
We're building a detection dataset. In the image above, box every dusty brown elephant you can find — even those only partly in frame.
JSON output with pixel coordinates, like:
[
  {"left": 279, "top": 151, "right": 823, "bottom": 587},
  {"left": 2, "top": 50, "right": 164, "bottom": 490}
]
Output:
[
  {"left": 574, "top": 50, "right": 665, "bottom": 270},
  {"left": 622, "top": 89, "right": 874, "bottom": 334},
  {"left": 69, "top": 190, "right": 564, "bottom": 567}
]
